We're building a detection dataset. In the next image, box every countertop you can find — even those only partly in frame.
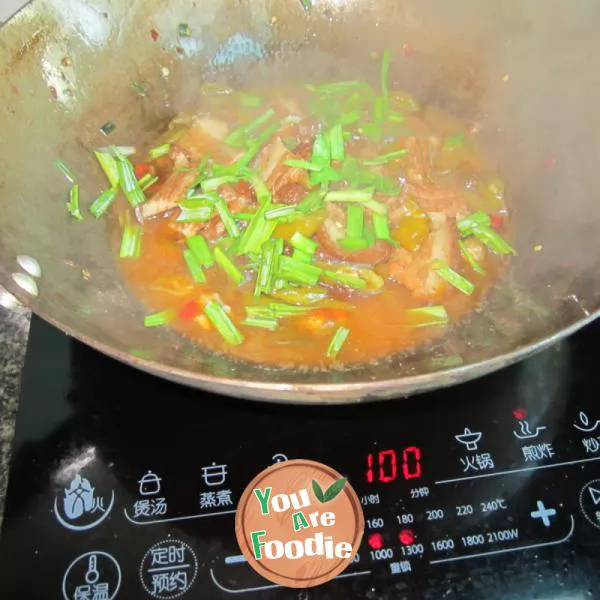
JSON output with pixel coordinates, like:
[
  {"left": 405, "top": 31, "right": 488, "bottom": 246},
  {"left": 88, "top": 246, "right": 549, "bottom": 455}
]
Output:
[
  {"left": 0, "top": 306, "right": 30, "bottom": 527},
  {"left": 0, "top": 0, "right": 37, "bottom": 526}
]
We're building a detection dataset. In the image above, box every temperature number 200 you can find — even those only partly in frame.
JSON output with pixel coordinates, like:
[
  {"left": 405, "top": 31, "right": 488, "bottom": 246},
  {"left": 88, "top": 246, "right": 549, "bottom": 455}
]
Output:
[{"left": 366, "top": 447, "right": 422, "bottom": 483}]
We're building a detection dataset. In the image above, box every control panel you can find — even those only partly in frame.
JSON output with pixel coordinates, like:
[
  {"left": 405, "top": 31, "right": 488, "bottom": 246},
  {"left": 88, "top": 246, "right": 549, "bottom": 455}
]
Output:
[{"left": 1, "top": 317, "right": 600, "bottom": 599}]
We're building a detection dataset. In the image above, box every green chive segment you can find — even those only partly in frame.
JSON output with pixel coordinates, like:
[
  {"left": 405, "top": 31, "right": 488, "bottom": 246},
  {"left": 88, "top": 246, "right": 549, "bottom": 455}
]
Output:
[
  {"left": 406, "top": 306, "right": 449, "bottom": 328},
  {"left": 327, "top": 326, "right": 350, "bottom": 358},
  {"left": 432, "top": 260, "right": 475, "bottom": 295},
  {"left": 458, "top": 240, "right": 485, "bottom": 275},
  {"left": 119, "top": 224, "right": 142, "bottom": 259},
  {"left": 203, "top": 301, "right": 244, "bottom": 345},
  {"left": 183, "top": 249, "right": 206, "bottom": 283},
  {"left": 55, "top": 159, "right": 77, "bottom": 183},
  {"left": 89, "top": 189, "right": 117, "bottom": 218},
  {"left": 144, "top": 310, "right": 175, "bottom": 327},
  {"left": 67, "top": 184, "right": 83, "bottom": 221}
]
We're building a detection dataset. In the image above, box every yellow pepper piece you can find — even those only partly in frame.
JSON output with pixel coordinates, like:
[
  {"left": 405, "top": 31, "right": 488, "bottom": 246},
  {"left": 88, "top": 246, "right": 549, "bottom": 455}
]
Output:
[
  {"left": 392, "top": 215, "right": 430, "bottom": 252},
  {"left": 273, "top": 211, "right": 326, "bottom": 241}
]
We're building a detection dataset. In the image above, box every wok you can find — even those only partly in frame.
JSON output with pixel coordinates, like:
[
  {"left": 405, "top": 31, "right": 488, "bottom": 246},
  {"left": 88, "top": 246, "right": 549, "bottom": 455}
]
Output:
[{"left": 0, "top": 0, "right": 599, "bottom": 404}]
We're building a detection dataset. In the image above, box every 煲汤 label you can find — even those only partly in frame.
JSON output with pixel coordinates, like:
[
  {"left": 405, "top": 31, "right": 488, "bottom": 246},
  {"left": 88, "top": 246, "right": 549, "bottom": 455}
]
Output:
[{"left": 235, "top": 459, "right": 364, "bottom": 588}]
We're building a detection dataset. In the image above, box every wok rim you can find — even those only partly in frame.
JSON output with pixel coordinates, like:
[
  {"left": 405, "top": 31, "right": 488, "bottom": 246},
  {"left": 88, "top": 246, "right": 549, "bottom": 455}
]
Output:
[{"left": 15, "top": 298, "right": 600, "bottom": 405}]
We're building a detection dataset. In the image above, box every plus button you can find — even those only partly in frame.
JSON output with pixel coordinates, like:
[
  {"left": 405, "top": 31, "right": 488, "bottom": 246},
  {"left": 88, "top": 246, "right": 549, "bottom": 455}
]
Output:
[{"left": 530, "top": 500, "right": 557, "bottom": 527}]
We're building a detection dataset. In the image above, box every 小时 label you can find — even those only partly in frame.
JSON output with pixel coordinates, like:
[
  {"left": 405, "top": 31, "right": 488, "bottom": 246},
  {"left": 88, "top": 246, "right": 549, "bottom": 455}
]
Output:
[{"left": 235, "top": 459, "right": 364, "bottom": 588}]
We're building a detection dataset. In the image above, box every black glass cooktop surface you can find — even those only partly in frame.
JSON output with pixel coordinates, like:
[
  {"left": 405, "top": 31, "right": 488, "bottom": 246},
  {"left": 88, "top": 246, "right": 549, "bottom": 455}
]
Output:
[{"left": 1, "top": 315, "right": 600, "bottom": 599}]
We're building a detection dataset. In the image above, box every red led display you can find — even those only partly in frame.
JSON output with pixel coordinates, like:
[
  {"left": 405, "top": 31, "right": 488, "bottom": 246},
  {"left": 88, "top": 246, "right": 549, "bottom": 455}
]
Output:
[
  {"left": 368, "top": 533, "right": 385, "bottom": 550},
  {"left": 399, "top": 529, "right": 415, "bottom": 546},
  {"left": 366, "top": 448, "right": 422, "bottom": 483}
]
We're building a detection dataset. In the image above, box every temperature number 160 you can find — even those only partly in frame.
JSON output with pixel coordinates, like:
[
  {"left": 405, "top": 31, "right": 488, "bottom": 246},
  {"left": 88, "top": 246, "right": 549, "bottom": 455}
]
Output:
[{"left": 366, "top": 448, "right": 422, "bottom": 483}]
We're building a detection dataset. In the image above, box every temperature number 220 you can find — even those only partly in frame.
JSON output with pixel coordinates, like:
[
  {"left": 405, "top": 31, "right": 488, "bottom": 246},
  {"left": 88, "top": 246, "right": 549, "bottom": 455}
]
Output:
[{"left": 366, "top": 448, "right": 422, "bottom": 483}]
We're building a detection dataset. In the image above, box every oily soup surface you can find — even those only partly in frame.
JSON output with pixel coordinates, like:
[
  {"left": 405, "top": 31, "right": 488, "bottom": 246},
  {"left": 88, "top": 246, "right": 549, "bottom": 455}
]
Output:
[{"left": 115, "top": 78, "right": 511, "bottom": 369}]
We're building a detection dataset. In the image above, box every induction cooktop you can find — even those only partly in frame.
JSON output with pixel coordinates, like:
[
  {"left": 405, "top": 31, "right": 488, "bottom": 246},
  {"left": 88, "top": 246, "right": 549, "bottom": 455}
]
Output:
[{"left": 1, "top": 314, "right": 600, "bottom": 599}]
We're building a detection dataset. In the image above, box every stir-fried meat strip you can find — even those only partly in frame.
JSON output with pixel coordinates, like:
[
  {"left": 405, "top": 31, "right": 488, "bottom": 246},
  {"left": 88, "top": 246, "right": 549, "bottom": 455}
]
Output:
[
  {"left": 140, "top": 118, "right": 236, "bottom": 220},
  {"left": 168, "top": 182, "right": 257, "bottom": 240},
  {"left": 316, "top": 204, "right": 392, "bottom": 265},
  {"left": 252, "top": 137, "right": 310, "bottom": 195},
  {"left": 388, "top": 212, "right": 458, "bottom": 299},
  {"left": 404, "top": 136, "right": 469, "bottom": 218}
]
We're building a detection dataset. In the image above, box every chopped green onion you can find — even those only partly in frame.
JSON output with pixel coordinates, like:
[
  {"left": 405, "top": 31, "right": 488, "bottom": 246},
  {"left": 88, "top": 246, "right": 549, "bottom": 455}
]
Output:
[
  {"left": 246, "top": 173, "right": 272, "bottom": 204},
  {"left": 432, "top": 260, "right": 475, "bottom": 295},
  {"left": 290, "top": 232, "right": 318, "bottom": 255},
  {"left": 279, "top": 256, "right": 322, "bottom": 286},
  {"left": 293, "top": 249, "right": 313, "bottom": 264},
  {"left": 270, "top": 303, "right": 313, "bottom": 317},
  {"left": 237, "top": 202, "right": 276, "bottom": 256},
  {"left": 100, "top": 121, "right": 116, "bottom": 136},
  {"left": 339, "top": 110, "right": 362, "bottom": 127},
  {"left": 406, "top": 306, "right": 450, "bottom": 328},
  {"left": 283, "top": 159, "right": 323, "bottom": 172},
  {"left": 214, "top": 247, "right": 245, "bottom": 285},
  {"left": 148, "top": 143, "right": 171, "bottom": 160},
  {"left": 363, "top": 149, "right": 408, "bottom": 166},
  {"left": 373, "top": 97, "right": 385, "bottom": 123},
  {"left": 236, "top": 123, "right": 280, "bottom": 170},
  {"left": 142, "top": 175, "right": 160, "bottom": 192},
  {"left": 456, "top": 211, "right": 491, "bottom": 236},
  {"left": 362, "top": 199, "right": 387, "bottom": 216},
  {"left": 361, "top": 122, "right": 382, "bottom": 142},
  {"left": 240, "top": 93, "right": 263, "bottom": 108},
  {"left": 315, "top": 80, "right": 362, "bottom": 94},
  {"left": 137, "top": 173, "right": 154, "bottom": 189},
  {"left": 339, "top": 238, "right": 370, "bottom": 251},
  {"left": 265, "top": 205, "right": 298, "bottom": 221},
  {"left": 363, "top": 219, "right": 376, "bottom": 248},
  {"left": 204, "top": 301, "right": 244, "bottom": 345},
  {"left": 458, "top": 239, "right": 486, "bottom": 274},
  {"left": 201, "top": 175, "right": 238, "bottom": 193},
  {"left": 215, "top": 197, "right": 241, "bottom": 238},
  {"left": 311, "top": 132, "right": 331, "bottom": 166},
  {"left": 373, "top": 213, "right": 391, "bottom": 240},
  {"left": 94, "top": 151, "right": 120, "bottom": 189},
  {"left": 178, "top": 23, "right": 192, "bottom": 37},
  {"left": 471, "top": 225, "right": 516, "bottom": 255},
  {"left": 186, "top": 235, "right": 214, "bottom": 267},
  {"left": 388, "top": 110, "right": 406, "bottom": 123},
  {"left": 346, "top": 204, "right": 364, "bottom": 239},
  {"left": 327, "top": 326, "right": 350, "bottom": 359},
  {"left": 225, "top": 108, "right": 276, "bottom": 147},
  {"left": 144, "top": 310, "right": 175, "bottom": 328},
  {"left": 297, "top": 190, "right": 326, "bottom": 214},
  {"left": 55, "top": 159, "right": 77, "bottom": 183},
  {"left": 245, "top": 305, "right": 274, "bottom": 319},
  {"left": 119, "top": 224, "right": 141, "bottom": 259},
  {"left": 444, "top": 132, "right": 467, "bottom": 149},
  {"left": 112, "top": 146, "right": 146, "bottom": 207},
  {"left": 176, "top": 197, "right": 214, "bottom": 222},
  {"left": 89, "top": 189, "right": 117, "bottom": 218},
  {"left": 323, "top": 270, "right": 367, "bottom": 290},
  {"left": 242, "top": 316, "right": 278, "bottom": 331},
  {"left": 235, "top": 212, "right": 255, "bottom": 221},
  {"left": 328, "top": 124, "right": 345, "bottom": 161},
  {"left": 67, "top": 184, "right": 83, "bottom": 220},
  {"left": 325, "top": 188, "right": 375, "bottom": 203},
  {"left": 380, "top": 49, "right": 391, "bottom": 118},
  {"left": 183, "top": 249, "right": 206, "bottom": 283},
  {"left": 255, "top": 239, "right": 279, "bottom": 297}
]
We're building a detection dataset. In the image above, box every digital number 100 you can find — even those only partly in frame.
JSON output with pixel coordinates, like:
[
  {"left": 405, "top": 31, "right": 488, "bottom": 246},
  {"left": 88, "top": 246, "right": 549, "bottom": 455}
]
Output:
[{"left": 366, "top": 448, "right": 422, "bottom": 483}]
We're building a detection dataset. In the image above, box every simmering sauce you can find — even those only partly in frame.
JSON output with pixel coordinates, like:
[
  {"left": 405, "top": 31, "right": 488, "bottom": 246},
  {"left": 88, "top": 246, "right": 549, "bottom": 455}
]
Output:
[{"left": 113, "top": 67, "right": 512, "bottom": 369}]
